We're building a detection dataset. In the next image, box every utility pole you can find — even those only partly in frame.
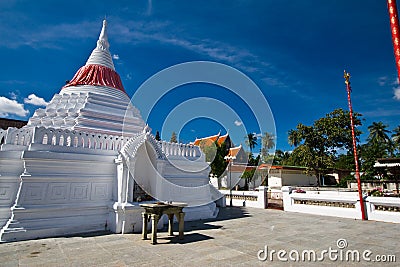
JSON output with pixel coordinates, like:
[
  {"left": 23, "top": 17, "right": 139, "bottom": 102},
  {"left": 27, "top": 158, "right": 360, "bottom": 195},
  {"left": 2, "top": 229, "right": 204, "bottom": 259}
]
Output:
[
  {"left": 387, "top": 0, "right": 400, "bottom": 81},
  {"left": 344, "top": 71, "right": 366, "bottom": 220}
]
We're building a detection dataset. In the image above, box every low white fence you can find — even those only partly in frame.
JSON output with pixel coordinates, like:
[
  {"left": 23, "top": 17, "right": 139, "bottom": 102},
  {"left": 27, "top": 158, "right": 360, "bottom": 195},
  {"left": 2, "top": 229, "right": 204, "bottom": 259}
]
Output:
[
  {"left": 367, "top": 196, "right": 400, "bottom": 223},
  {"left": 219, "top": 186, "right": 267, "bottom": 209},
  {"left": 282, "top": 186, "right": 400, "bottom": 223}
]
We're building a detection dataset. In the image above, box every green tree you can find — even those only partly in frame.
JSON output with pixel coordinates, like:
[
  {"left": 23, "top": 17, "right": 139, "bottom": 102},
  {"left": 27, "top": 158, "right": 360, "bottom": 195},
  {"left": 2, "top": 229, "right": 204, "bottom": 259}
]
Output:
[
  {"left": 199, "top": 140, "right": 217, "bottom": 162},
  {"left": 245, "top": 133, "right": 258, "bottom": 154},
  {"left": 155, "top": 131, "right": 161, "bottom": 141},
  {"left": 367, "top": 122, "right": 391, "bottom": 145},
  {"left": 260, "top": 132, "right": 275, "bottom": 162},
  {"left": 241, "top": 168, "right": 256, "bottom": 190},
  {"left": 288, "top": 129, "right": 301, "bottom": 147},
  {"left": 210, "top": 141, "right": 228, "bottom": 177},
  {"left": 170, "top": 131, "right": 177, "bottom": 143},
  {"left": 273, "top": 149, "right": 291, "bottom": 165},
  {"left": 392, "top": 126, "right": 400, "bottom": 155},
  {"left": 359, "top": 142, "right": 388, "bottom": 179},
  {"left": 359, "top": 122, "right": 394, "bottom": 178},
  {"left": 287, "top": 108, "right": 362, "bottom": 186},
  {"left": 367, "top": 122, "right": 393, "bottom": 156},
  {"left": 198, "top": 140, "right": 228, "bottom": 178},
  {"left": 334, "top": 152, "right": 355, "bottom": 170},
  {"left": 248, "top": 153, "right": 260, "bottom": 166}
]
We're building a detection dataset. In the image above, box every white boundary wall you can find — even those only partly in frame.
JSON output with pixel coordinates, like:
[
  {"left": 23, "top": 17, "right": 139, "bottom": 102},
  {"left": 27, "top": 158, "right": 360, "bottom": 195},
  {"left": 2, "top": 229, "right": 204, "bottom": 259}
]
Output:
[
  {"left": 219, "top": 186, "right": 267, "bottom": 209},
  {"left": 282, "top": 186, "right": 400, "bottom": 223},
  {"left": 367, "top": 196, "right": 400, "bottom": 223}
]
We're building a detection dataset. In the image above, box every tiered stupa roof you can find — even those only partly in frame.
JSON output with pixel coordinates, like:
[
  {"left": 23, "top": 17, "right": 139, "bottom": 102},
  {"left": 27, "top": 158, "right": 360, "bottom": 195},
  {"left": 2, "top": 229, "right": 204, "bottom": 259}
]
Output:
[
  {"left": 28, "top": 20, "right": 145, "bottom": 136},
  {"left": 63, "top": 20, "right": 125, "bottom": 94}
]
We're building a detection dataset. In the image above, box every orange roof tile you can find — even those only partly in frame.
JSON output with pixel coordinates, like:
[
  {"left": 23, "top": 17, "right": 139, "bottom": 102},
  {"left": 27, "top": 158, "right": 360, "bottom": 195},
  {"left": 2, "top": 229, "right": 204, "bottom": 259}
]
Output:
[
  {"left": 230, "top": 164, "right": 256, "bottom": 172},
  {"left": 227, "top": 145, "right": 241, "bottom": 157},
  {"left": 217, "top": 132, "right": 229, "bottom": 145},
  {"left": 193, "top": 133, "right": 220, "bottom": 146}
]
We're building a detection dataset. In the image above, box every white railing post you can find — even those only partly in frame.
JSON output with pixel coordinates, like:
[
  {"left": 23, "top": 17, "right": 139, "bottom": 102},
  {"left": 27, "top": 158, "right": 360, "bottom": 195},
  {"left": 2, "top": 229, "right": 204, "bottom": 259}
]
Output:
[
  {"left": 258, "top": 186, "right": 268, "bottom": 209},
  {"left": 281, "top": 186, "right": 293, "bottom": 211}
]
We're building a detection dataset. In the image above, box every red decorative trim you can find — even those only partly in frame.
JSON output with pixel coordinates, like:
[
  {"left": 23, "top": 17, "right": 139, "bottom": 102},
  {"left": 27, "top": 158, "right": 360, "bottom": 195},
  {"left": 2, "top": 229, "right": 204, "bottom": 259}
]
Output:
[
  {"left": 388, "top": 0, "right": 400, "bottom": 81},
  {"left": 63, "top": 64, "right": 126, "bottom": 93}
]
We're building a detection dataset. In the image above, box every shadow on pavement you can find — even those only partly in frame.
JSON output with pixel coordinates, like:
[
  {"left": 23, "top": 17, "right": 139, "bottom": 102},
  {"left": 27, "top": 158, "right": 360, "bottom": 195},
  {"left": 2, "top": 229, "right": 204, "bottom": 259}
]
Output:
[{"left": 158, "top": 233, "right": 214, "bottom": 244}]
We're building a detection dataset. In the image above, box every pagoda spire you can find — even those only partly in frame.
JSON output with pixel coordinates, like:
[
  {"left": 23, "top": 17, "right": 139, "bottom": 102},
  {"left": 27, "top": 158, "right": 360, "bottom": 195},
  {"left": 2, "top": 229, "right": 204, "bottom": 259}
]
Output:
[
  {"left": 63, "top": 20, "right": 126, "bottom": 94},
  {"left": 85, "top": 19, "right": 115, "bottom": 70},
  {"left": 97, "top": 19, "right": 110, "bottom": 51}
]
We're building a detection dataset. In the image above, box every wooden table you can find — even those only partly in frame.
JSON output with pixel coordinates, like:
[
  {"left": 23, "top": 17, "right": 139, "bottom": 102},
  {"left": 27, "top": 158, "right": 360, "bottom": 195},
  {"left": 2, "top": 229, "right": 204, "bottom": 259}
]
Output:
[{"left": 140, "top": 202, "right": 187, "bottom": 245}]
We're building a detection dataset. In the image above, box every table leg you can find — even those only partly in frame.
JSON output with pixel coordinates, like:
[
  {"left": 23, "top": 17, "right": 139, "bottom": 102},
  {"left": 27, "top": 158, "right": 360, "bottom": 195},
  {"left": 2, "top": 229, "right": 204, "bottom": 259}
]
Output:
[
  {"left": 168, "top": 213, "right": 174, "bottom": 236},
  {"left": 178, "top": 212, "right": 185, "bottom": 240},
  {"left": 142, "top": 212, "right": 148, "bottom": 240},
  {"left": 151, "top": 214, "right": 160, "bottom": 245}
]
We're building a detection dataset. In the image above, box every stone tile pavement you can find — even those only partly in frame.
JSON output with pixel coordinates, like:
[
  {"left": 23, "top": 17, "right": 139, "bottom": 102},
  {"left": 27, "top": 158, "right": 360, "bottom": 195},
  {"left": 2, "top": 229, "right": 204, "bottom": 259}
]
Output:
[{"left": 0, "top": 207, "right": 399, "bottom": 266}]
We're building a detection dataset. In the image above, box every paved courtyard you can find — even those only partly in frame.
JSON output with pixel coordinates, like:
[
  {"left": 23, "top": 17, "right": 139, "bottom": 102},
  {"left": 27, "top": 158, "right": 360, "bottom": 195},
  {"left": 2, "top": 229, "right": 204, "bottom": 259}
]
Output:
[{"left": 0, "top": 207, "right": 398, "bottom": 266}]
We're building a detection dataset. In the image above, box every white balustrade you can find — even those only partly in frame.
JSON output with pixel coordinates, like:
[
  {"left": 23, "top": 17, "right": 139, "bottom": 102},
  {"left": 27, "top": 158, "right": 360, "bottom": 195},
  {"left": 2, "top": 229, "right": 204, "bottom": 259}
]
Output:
[
  {"left": 159, "top": 141, "right": 200, "bottom": 158},
  {"left": 4, "top": 127, "right": 33, "bottom": 146},
  {"left": 31, "top": 126, "right": 129, "bottom": 151},
  {"left": 2, "top": 126, "right": 201, "bottom": 158}
]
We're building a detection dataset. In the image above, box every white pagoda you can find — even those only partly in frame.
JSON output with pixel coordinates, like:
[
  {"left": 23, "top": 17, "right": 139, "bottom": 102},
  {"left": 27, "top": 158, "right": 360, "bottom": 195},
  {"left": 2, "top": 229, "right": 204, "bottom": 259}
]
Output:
[{"left": 0, "top": 20, "right": 219, "bottom": 242}]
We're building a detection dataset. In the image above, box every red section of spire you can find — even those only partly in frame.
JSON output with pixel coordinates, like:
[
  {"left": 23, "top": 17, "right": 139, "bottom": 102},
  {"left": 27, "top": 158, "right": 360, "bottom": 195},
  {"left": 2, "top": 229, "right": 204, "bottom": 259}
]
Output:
[
  {"left": 63, "top": 64, "right": 126, "bottom": 93},
  {"left": 388, "top": 0, "right": 400, "bottom": 81}
]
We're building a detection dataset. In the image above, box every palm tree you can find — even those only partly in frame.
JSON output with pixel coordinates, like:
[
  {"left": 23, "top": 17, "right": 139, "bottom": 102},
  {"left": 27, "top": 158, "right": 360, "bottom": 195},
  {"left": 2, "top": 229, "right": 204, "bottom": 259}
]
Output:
[
  {"left": 245, "top": 133, "right": 258, "bottom": 154},
  {"left": 367, "top": 122, "right": 391, "bottom": 144},
  {"left": 392, "top": 126, "right": 400, "bottom": 154},
  {"left": 288, "top": 129, "right": 300, "bottom": 147},
  {"left": 273, "top": 149, "right": 291, "bottom": 165},
  {"left": 260, "top": 132, "right": 275, "bottom": 162},
  {"left": 262, "top": 132, "right": 275, "bottom": 153}
]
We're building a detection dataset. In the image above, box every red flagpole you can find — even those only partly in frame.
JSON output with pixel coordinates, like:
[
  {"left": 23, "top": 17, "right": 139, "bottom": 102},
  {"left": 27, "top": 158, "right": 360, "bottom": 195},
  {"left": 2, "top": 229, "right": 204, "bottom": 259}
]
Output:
[
  {"left": 388, "top": 0, "right": 400, "bottom": 81},
  {"left": 344, "top": 71, "right": 367, "bottom": 221}
]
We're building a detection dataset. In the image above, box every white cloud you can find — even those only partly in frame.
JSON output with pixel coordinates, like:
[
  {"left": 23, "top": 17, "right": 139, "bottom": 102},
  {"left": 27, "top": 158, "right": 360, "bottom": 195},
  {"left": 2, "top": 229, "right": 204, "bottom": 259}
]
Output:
[
  {"left": 0, "top": 96, "right": 29, "bottom": 117},
  {"left": 24, "top": 94, "right": 48, "bottom": 106},
  {"left": 394, "top": 86, "right": 400, "bottom": 100},
  {"left": 112, "top": 54, "right": 120, "bottom": 60},
  {"left": 378, "top": 76, "right": 388, "bottom": 87},
  {"left": 9, "top": 92, "right": 17, "bottom": 100},
  {"left": 234, "top": 120, "right": 242, "bottom": 126}
]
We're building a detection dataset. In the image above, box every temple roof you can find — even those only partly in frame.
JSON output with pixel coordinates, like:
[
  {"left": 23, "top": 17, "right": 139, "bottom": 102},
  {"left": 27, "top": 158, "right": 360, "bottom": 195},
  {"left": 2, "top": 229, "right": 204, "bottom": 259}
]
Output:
[
  {"left": 227, "top": 145, "right": 242, "bottom": 158},
  {"left": 193, "top": 132, "right": 221, "bottom": 146},
  {"left": 217, "top": 132, "right": 229, "bottom": 146},
  {"left": 63, "top": 20, "right": 126, "bottom": 94}
]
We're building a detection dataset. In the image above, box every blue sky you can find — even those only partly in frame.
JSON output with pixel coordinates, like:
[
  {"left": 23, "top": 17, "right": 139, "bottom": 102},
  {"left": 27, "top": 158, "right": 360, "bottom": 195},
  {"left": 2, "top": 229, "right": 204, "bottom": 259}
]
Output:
[{"left": 0, "top": 0, "right": 399, "bottom": 152}]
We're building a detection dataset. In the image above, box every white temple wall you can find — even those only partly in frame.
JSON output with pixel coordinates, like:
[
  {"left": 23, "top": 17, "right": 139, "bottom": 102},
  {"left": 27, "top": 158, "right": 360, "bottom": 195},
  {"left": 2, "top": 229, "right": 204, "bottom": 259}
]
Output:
[
  {"left": 0, "top": 150, "right": 24, "bottom": 228},
  {"left": 0, "top": 148, "right": 117, "bottom": 242}
]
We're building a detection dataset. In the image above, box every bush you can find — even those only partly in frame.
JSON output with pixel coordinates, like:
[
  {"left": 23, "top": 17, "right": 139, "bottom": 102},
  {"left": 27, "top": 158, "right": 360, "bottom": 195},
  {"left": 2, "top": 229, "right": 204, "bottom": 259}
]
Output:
[
  {"left": 368, "top": 188, "right": 383, "bottom": 197},
  {"left": 337, "top": 175, "right": 354, "bottom": 188}
]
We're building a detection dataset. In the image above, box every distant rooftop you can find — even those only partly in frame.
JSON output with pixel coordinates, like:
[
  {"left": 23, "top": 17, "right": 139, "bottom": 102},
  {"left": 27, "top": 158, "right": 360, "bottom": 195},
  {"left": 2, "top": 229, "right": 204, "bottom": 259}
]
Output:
[{"left": 0, "top": 118, "right": 28, "bottom": 130}]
